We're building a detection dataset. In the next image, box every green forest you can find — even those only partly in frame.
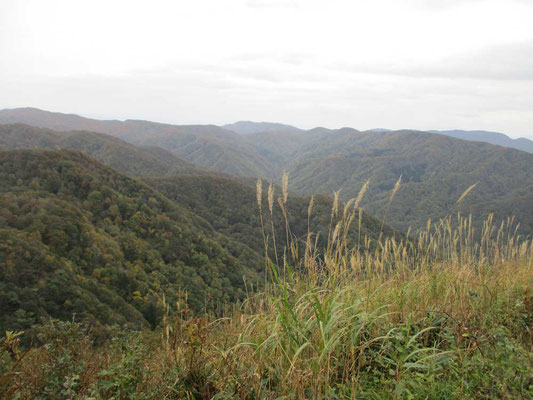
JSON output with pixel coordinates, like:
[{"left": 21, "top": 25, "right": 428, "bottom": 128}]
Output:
[
  {"left": 0, "top": 148, "right": 394, "bottom": 334},
  {"left": 0, "top": 149, "right": 262, "bottom": 332}
]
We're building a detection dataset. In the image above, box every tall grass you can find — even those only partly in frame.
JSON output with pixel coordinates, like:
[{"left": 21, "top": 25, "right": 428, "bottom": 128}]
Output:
[
  {"left": 2, "top": 177, "right": 532, "bottom": 399},
  {"left": 236, "top": 177, "right": 533, "bottom": 397}
]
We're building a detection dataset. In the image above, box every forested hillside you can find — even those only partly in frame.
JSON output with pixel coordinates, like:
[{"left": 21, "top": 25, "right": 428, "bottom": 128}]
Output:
[
  {"left": 238, "top": 127, "right": 533, "bottom": 234},
  {"left": 2, "top": 108, "right": 533, "bottom": 236},
  {"left": 0, "top": 147, "right": 398, "bottom": 335},
  {"left": 0, "top": 123, "right": 395, "bottom": 252},
  {"left": 0, "top": 124, "right": 208, "bottom": 177},
  {"left": 0, "top": 149, "right": 266, "bottom": 333},
  {"left": 0, "top": 109, "right": 277, "bottom": 178},
  {"left": 281, "top": 129, "right": 533, "bottom": 234},
  {"left": 431, "top": 129, "right": 533, "bottom": 153},
  {"left": 146, "top": 174, "right": 397, "bottom": 255}
]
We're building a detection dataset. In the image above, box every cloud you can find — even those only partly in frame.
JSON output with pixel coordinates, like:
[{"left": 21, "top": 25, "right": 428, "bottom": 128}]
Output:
[
  {"left": 246, "top": 0, "right": 298, "bottom": 8},
  {"left": 332, "top": 40, "right": 533, "bottom": 82},
  {"left": 410, "top": 41, "right": 533, "bottom": 81},
  {"left": 406, "top": 0, "right": 527, "bottom": 9},
  {"left": 407, "top": 0, "right": 485, "bottom": 8}
]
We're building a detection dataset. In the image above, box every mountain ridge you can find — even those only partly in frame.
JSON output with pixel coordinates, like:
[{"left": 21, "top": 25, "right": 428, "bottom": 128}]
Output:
[
  {"left": 223, "top": 120, "right": 303, "bottom": 135},
  {"left": 429, "top": 129, "right": 533, "bottom": 153},
  {"left": 0, "top": 108, "right": 279, "bottom": 178},
  {"left": 2, "top": 107, "right": 533, "bottom": 235},
  {"left": 0, "top": 123, "right": 210, "bottom": 177}
]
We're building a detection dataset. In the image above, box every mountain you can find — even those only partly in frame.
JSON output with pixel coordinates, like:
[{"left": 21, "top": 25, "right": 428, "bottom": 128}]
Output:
[
  {"left": 0, "top": 147, "right": 398, "bottom": 333},
  {"left": 239, "top": 126, "right": 533, "bottom": 234},
  {"left": 0, "top": 123, "right": 208, "bottom": 177},
  {"left": 0, "top": 121, "right": 395, "bottom": 247},
  {"left": 365, "top": 128, "right": 392, "bottom": 132},
  {"left": 3, "top": 108, "right": 533, "bottom": 235},
  {"left": 430, "top": 129, "right": 533, "bottom": 153},
  {"left": 0, "top": 108, "right": 278, "bottom": 178},
  {"left": 0, "top": 107, "right": 127, "bottom": 134},
  {"left": 284, "top": 129, "right": 533, "bottom": 234},
  {"left": 144, "top": 174, "right": 398, "bottom": 256},
  {"left": 0, "top": 149, "right": 266, "bottom": 332},
  {"left": 223, "top": 121, "right": 302, "bottom": 135}
]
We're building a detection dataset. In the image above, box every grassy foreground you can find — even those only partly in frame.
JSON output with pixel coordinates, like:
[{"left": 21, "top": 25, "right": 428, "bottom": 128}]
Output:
[{"left": 1, "top": 181, "right": 532, "bottom": 399}]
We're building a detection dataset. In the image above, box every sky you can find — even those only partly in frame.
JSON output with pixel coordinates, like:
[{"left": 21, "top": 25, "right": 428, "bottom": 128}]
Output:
[{"left": 1, "top": 0, "right": 533, "bottom": 138}]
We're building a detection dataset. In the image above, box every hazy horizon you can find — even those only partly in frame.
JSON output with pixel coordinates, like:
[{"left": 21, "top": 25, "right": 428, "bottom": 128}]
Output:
[
  {"left": 3, "top": 105, "right": 533, "bottom": 141},
  {"left": 2, "top": 0, "right": 533, "bottom": 139}
]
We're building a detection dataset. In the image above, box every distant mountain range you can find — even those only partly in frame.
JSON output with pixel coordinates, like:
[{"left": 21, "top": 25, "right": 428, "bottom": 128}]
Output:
[
  {"left": 223, "top": 121, "right": 303, "bottom": 135},
  {"left": 2, "top": 107, "right": 533, "bottom": 235},
  {"left": 0, "top": 108, "right": 278, "bottom": 178},
  {"left": 0, "top": 123, "right": 208, "bottom": 177},
  {"left": 429, "top": 130, "right": 533, "bottom": 153},
  {"left": 364, "top": 128, "right": 533, "bottom": 154},
  {"left": 221, "top": 121, "right": 533, "bottom": 154}
]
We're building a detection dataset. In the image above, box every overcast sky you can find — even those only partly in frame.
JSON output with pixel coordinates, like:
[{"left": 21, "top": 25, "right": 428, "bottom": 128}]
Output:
[{"left": 1, "top": 0, "right": 533, "bottom": 138}]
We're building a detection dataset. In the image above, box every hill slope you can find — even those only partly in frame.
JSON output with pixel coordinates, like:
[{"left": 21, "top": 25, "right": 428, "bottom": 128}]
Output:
[
  {"left": 0, "top": 122, "right": 396, "bottom": 250},
  {"left": 0, "top": 108, "right": 278, "bottom": 178},
  {"left": 145, "top": 174, "right": 397, "bottom": 257},
  {"left": 284, "top": 129, "right": 533, "bottom": 233},
  {"left": 238, "top": 126, "right": 533, "bottom": 234},
  {"left": 0, "top": 123, "right": 208, "bottom": 177},
  {"left": 0, "top": 148, "right": 399, "bottom": 334},
  {"left": 4, "top": 108, "right": 533, "bottom": 235},
  {"left": 0, "top": 149, "right": 266, "bottom": 332}
]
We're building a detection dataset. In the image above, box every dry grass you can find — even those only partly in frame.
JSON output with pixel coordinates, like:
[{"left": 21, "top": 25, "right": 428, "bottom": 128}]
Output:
[{"left": 2, "top": 177, "right": 532, "bottom": 399}]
